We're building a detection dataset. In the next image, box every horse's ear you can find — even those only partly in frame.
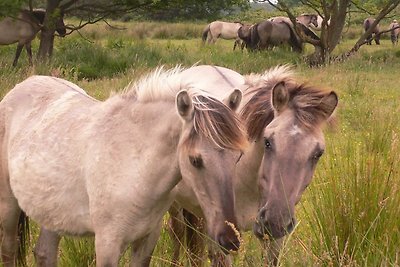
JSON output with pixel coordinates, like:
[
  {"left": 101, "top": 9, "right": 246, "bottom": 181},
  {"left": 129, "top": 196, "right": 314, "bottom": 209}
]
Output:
[
  {"left": 176, "top": 90, "right": 194, "bottom": 122},
  {"left": 272, "top": 82, "right": 289, "bottom": 114},
  {"left": 320, "top": 91, "right": 338, "bottom": 119},
  {"left": 224, "top": 89, "right": 242, "bottom": 112}
]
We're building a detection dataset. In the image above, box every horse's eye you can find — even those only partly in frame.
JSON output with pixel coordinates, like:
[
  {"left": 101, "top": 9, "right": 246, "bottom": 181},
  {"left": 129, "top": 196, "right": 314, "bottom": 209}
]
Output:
[
  {"left": 313, "top": 150, "right": 324, "bottom": 160},
  {"left": 265, "top": 139, "right": 272, "bottom": 149},
  {"left": 189, "top": 155, "right": 203, "bottom": 169}
]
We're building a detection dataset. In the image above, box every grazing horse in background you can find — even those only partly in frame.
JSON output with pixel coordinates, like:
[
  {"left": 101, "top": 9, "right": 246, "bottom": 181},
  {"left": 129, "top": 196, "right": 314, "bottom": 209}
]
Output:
[
  {"left": 309, "top": 15, "right": 331, "bottom": 31},
  {"left": 268, "top": 14, "right": 318, "bottom": 28},
  {"left": 363, "top": 18, "right": 380, "bottom": 45},
  {"left": 202, "top": 21, "right": 244, "bottom": 50},
  {"left": 389, "top": 19, "right": 400, "bottom": 45},
  {"left": 0, "top": 9, "right": 66, "bottom": 66},
  {"left": 167, "top": 65, "right": 338, "bottom": 266},
  {"left": 0, "top": 67, "right": 248, "bottom": 266},
  {"left": 238, "top": 20, "right": 320, "bottom": 53}
]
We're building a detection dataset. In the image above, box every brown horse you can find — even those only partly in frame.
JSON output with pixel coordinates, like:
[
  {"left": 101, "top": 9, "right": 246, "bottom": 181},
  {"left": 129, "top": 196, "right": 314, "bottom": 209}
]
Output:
[
  {"left": 238, "top": 20, "right": 319, "bottom": 53},
  {"left": 363, "top": 18, "right": 380, "bottom": 45},
  {"left": 239, "top": 20, "right": 302, "bottom": 52},
  {"left": 0, "top": 9, "right": 66, "bottom": 66},
  {"left": 389, "top": 20, "right": 400, "bottom": 45}
]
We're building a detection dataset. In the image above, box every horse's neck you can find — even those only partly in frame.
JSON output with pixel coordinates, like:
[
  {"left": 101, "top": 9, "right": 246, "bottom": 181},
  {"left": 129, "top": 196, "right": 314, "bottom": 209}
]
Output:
[{"left": 98, "top": 97, "right": 183, "bottom": 202}]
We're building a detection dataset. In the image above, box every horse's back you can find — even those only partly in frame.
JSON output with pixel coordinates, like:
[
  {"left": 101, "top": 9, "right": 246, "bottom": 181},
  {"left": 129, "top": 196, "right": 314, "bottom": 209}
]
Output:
[
  {"left": 0, "top": 76, "right": 97, "bottom": 234},
  {"left": 0, "top": 12, "right": 40, "bottom": 45},
  {"left": 180, "top": 65, "right": 245, "bottom": 99},
  {"left": 210, "top": 21, "right": 240, "bottom": 39},
  {"left": 364, "top": 18, "right": 379, "bottom": 32},
  {"left": 256, "top": 20, "right": 274, "bottom": 44},
  {"left": 270, "top": 22, "right": 291, "bottom": 45}
]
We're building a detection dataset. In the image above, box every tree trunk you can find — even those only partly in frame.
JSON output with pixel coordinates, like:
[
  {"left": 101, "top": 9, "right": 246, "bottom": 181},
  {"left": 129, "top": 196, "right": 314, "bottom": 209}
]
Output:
[{"left": 37, "top": 0, "right": 61, "bottom": 63}]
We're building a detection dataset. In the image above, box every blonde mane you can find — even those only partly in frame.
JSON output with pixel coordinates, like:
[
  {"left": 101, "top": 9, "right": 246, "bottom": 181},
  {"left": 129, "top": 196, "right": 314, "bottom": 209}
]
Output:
[
  {"left": 123, "top": 65, "right": 186, "bottom": 101},
  {"left": 124, "top": 66, "right": 248, "bottom": 151}
]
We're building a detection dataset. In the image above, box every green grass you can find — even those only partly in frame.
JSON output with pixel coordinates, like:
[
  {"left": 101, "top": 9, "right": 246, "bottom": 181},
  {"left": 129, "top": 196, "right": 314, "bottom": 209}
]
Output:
[{"left": 1, "top": 20, "right": 400, "bottom": 266}]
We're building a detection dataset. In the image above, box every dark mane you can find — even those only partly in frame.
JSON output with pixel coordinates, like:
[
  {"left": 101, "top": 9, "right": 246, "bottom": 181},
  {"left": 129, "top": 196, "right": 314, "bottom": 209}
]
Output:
[
  {"left": 241, "top": 87, "right": 274, "bottom": 140},
  {"left": 241, "top": 69, "right": 336, "bottom": 139},
  {"left": 287, "top": 84, "right": 337, "bottom": 130},
  {"left": 31, "top": 9, "right": 46, "bottom": 24}
]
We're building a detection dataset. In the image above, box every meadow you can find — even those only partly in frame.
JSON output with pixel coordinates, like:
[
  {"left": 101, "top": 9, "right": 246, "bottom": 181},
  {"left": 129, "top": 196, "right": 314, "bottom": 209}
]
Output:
[{"left": 0, "top": 19, "right": 400, "bottom": 266}]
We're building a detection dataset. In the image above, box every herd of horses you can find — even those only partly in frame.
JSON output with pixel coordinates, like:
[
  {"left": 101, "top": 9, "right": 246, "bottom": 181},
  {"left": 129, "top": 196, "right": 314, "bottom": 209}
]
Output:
[
  {"left": 202, "top": 14, "right": 321, "bottom": 53},
  {"left": 203, "top": 15, "right": 400, "bottom": 52}
]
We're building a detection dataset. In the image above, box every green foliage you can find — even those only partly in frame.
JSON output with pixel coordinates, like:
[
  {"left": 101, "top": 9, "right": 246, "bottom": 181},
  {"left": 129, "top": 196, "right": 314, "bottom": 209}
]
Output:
[
  {"left": 0, "top": 0, "right": 25, "bottom": 17},
  {"left": 142, "top": 0, "right": 250, "bottom": 21}
]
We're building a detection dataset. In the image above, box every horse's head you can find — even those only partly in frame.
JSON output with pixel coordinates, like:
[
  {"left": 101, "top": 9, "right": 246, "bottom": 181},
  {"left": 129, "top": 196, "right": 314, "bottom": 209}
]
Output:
[
  {"left": 175, "top": 90, "right": 247, "bottom": 253},
  {"left": 253, "top": 81, "right": 338, "bottom": 240},
  {"left": 55, "top": 13, "right": 66, "bottom": 37},
  {"left": 32, "top": 9, "right": 66, "bottom": 37},
  {"left": 238, "top": 25, "right": 252, "bottom": 40},
  {"left": 309, "top": 14, "right": 319, "bottom": 28},
  {"left": 297, "top": 14, "right": 318, "bottom": 28}
]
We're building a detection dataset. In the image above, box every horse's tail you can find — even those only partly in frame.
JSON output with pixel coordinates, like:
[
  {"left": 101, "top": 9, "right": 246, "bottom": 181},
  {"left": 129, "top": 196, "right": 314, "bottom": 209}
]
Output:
[
  {"left": 17, "top": 211, "right": 30, "bottom": 267},
  {"left": 202, "top": 24, "right": 210, "bottom": 43},
  {"left": 250, "top": 23, "right": 260, "bottom": 50},
  {"left": 284, "top": 22, "right": 303, "bottom": 53}
]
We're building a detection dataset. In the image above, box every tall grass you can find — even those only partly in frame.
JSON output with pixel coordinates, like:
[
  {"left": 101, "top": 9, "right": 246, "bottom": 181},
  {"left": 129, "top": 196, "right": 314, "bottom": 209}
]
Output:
[{"left": 0, "top": 20, "right": 400, "bottom": 266}]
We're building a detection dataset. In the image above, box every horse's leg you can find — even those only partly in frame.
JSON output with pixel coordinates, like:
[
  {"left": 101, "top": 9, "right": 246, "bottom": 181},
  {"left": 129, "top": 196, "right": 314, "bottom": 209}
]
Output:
[
  {"left": 12, "top": 44, "right": 24, "bottom": 67},
  {"left": 129, "top": 226, "right": 161, "bottom": 267},
  {"left": 0, "top": 196, "right": 21, "bottom": 267},
  {"left": 183, "top": 209, "right": 206, "bottom": 266},
  {"left": 34, "top": 227, "right": 61, "bottom": 267},
  {"left": 168, "top": 205, "right": 185, "bottom": 266},
  {"left": 375, "top": 34, "right": 380, "bottom": 45},
  {"left": 94, "top": 231, "right": 124, "bottom": 267},
  {"left": 25, "top": 42, "right": 33, "bottom": 66}
]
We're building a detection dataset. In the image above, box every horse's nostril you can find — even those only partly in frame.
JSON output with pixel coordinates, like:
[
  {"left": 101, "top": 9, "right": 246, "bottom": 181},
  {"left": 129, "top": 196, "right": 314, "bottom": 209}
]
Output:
[
  {"left": 286, "top": 217, "right": 297, "bottom": 234},
  {"left": 217, "top": 234, "right": 240, "bottom": 254}
]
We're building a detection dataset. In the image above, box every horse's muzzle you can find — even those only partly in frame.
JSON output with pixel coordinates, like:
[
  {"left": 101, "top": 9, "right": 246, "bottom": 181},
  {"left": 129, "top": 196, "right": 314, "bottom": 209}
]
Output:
[
  {"left": 217, "top": 231, "right": 240, "bottom": 254},
  {"left": 253, "top": 213, "right": 296, "bottom": 240}
]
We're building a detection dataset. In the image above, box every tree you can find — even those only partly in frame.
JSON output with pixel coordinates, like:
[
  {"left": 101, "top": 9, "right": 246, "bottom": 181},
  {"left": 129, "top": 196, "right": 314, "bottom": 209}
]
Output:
[
  {"left": 2, "top": 0, "right": 248, "bottom": 63},
  {"left": 259, "top": 0, "right": 400, "bottom": 65}
]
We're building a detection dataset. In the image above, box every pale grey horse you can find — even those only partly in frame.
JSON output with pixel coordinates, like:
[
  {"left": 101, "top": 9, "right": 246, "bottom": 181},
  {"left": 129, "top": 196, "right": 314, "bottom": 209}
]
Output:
[
  {"left": 0, "top": 9, "right": 66, "bottom": 66},
  {"left": 309, "top": 15, "right": 331, "bottom": 31},
  {"left": 389, "top": 19, "right": 400, "bottom": 45},
  {"left": 268, "top": 14, "right": 318, "bottom": 28},
  {"left": 166, "top": 65, "right": 338, "bottom": 266},
  {"left": 202, "top": 21, "right": 244, "bottom": 50},
  {"left": 0, "top": 67, "right": 248, "bottom": 266}
]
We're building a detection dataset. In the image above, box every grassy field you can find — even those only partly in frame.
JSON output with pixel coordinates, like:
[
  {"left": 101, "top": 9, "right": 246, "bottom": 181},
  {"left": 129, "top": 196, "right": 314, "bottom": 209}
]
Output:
[{"left": 0, "top": 20, "right": 400, "bottom": 266}]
